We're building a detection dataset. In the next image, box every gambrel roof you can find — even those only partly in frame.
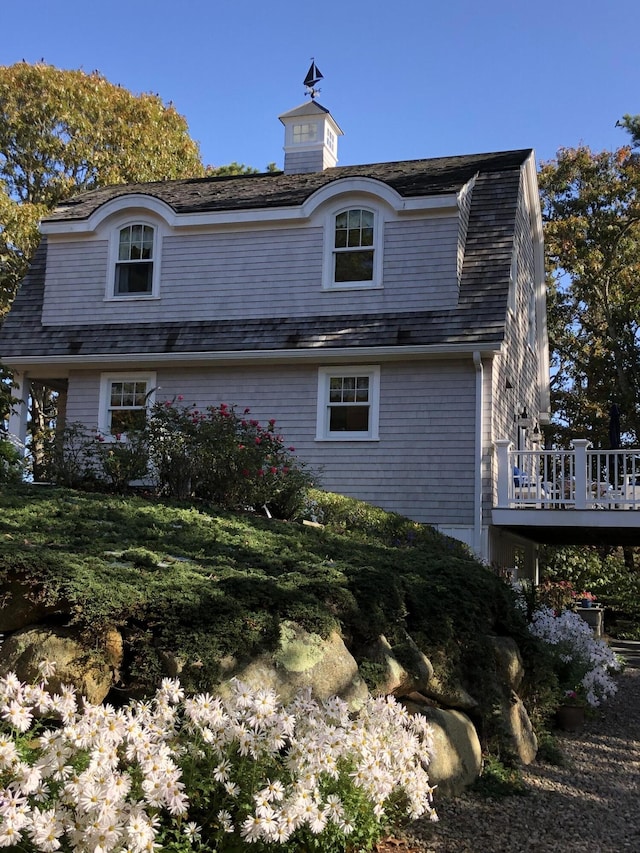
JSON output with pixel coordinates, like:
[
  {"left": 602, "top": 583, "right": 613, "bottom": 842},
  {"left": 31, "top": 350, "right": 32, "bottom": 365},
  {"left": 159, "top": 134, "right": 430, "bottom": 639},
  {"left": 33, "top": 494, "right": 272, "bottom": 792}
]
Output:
[{"left": 0, "top": 149, "right": 535, "bottom": 366}]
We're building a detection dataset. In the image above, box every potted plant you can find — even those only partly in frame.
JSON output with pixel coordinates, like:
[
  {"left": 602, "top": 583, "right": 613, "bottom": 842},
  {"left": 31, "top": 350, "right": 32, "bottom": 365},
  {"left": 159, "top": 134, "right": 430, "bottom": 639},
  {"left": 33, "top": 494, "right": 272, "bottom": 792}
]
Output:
[
  {"left": 555, "top": 689, "right": 587, "bottom": 731},
  {"left": 577, "top": 590, "right": 597, "bottom": 608}
]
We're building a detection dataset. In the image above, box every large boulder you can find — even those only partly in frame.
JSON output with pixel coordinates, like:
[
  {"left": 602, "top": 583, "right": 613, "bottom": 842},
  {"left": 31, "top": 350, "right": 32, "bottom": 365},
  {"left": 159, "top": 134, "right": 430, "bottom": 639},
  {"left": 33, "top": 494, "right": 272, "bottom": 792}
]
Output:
[
  {"left": 489, "top": 636, "right": 525, "bottom": 691},
  {"left": 363, "top": 634, "right": 433, "bottom": 696},
  {"left": 0, "top": 625, "right": 120, "bottom": 705},
  {"left": 221, "top": 621, "right": 369, "bottom": 708},
  {"left": 403, "top": 698, "right": 482, "bottom": 796},
  {"left": 421, "top": 672, "right": 479, "bottom": 712},
  {"left": 500, "top": 691, "right": 538, "bottom": 764}
]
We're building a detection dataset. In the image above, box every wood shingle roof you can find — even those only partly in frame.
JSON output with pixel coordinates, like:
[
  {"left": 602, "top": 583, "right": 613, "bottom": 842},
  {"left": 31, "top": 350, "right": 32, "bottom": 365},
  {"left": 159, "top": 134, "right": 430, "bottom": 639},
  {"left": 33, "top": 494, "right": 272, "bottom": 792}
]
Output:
[{"left": 0, "top": 149, "right": 530, "bottom": 364}]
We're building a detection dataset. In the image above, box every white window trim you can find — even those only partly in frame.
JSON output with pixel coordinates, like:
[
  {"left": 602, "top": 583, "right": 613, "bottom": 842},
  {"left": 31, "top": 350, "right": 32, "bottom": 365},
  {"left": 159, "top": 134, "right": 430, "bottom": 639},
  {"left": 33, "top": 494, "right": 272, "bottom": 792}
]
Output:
[
  {"left": 322, "top": 203, "right": 384, "bottom": 291},
  {"left": 105, "top": 219, "right": 163, "bottom": 301},
  {"left": 316, "top": 366, "right": 380, "bottom": 441},
  {"left": 98, "top": 372, "right": 156, "bottom": 439}
]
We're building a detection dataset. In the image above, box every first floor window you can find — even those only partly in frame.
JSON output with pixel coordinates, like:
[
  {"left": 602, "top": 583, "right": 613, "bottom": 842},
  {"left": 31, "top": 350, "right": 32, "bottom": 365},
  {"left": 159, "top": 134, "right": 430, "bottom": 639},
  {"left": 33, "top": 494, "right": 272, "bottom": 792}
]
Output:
[
  {"left": 316, "top": 366, "right": 380, "bottom": 440},
  {"left": 99, "top": 373, "right": 156, "bottom": 437}
]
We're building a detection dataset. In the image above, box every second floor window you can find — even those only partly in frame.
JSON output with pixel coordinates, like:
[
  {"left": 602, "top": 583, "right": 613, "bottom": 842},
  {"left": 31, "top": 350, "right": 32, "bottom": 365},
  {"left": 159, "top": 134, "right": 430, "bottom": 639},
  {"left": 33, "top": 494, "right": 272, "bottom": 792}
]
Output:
[
  {"left": 333, "top": 209, "right": 374, "bottom": 284},
  {"left": 115, "top": 224, "right": 154, "bottom": 295}
]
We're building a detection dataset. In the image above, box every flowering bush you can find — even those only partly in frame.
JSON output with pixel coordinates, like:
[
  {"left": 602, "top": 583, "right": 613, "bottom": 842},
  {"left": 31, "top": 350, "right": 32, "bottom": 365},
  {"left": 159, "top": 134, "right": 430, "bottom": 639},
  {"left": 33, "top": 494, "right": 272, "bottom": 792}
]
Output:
[
  {"left": 537, "top": 579, "right": 576, "bottom": 613},
  {"left": 0, "top": 665, "right": 437, "bottom": 851},
  {"left": 529, "top": 605, "right": 621, "bottom": 707},
  {"left": 145, "top": 399, "right": 315, "bottom": 517},
  {"left": 45, "top": 402, "right": 315, "bottom": 518}
]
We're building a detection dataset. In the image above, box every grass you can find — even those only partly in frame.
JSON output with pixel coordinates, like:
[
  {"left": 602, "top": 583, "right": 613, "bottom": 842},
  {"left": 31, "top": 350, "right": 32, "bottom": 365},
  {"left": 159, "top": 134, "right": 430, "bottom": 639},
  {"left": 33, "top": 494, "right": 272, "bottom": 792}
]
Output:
[{"left": 0, "top": 484, "right": 536, "bottom": 721}]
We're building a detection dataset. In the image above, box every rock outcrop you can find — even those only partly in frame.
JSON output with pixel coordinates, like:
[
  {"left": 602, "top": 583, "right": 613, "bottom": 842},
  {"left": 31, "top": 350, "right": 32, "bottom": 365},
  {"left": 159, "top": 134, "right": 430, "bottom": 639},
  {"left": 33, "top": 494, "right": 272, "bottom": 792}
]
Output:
[{"left": 0, "top": 575, "right": 539, "bottom": 795}]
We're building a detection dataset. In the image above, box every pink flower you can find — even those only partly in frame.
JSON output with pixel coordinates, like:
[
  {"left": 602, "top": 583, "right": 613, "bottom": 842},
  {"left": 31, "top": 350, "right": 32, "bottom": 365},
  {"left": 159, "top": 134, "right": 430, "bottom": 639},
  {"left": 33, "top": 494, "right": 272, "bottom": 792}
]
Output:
[
  {"left": 177, "top": 395, "right": 184, "bottom": 401},
  {"left": 288, "top": 446, "right": 296, "bottom": 452},
  {"left": 242, "top": 469, "right": 250, "bottom": 477},
  {"left": 244, "top": 407, "right": 251, "bottom": 414},
  {"left": 257, "top": 469, "right": 264, "bottom": 477},
  {"left": 269, "top": 466, "right": 278, "bottom": 474}
]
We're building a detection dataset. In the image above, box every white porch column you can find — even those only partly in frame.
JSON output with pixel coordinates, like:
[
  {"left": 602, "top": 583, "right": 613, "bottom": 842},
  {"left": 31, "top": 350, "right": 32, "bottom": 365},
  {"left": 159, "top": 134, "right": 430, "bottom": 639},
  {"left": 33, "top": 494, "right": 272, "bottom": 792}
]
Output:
[
  {"left": 494, "top": 439, "right": 512, "bottom": 508},
  {"left": 572, "top": 439, "right": 591, "bottom": 510},
  {"left": 7, "top": 371, "right": 29, "bottom": 455}
]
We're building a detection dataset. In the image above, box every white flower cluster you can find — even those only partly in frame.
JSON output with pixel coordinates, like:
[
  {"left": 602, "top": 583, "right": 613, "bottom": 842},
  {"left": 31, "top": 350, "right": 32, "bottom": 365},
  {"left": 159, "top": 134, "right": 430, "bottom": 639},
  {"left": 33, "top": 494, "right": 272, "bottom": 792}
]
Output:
[
  {"left": 183, "top": 680, "right": 438, "bottom": 845},
  {"left": 529, "top": 605, "right": 622, "bottom": 706},
  {"left": 0, "top": 664, "right": 437, "bottom": 851}
]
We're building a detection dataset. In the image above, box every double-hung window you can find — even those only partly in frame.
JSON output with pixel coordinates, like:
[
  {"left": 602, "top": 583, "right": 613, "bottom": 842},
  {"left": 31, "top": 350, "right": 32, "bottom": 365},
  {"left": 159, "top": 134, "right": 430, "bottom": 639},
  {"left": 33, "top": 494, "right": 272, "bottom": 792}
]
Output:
[
  {"left": 99, "top": 373, "right": 156, "bottom": 437},
  {"left": 316, "top": 366, "right": 380, "bottom": 440},
  {"left": 323, "top": 205, "right": 382, "bottom": 290},
  {"left": 333, "top": 208, "right": 374, "bottom": 284},
  {"left": 114, "top": 224, "right": 155, "bottom": 296}
]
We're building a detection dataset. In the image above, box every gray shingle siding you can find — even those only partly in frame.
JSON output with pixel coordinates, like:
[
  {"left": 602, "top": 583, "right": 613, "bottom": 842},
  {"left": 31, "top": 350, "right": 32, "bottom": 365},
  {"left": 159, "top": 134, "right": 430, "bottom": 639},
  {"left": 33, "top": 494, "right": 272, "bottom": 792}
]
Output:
[{"left": 0, "top": 151, "right": 529, "bottom": 361}]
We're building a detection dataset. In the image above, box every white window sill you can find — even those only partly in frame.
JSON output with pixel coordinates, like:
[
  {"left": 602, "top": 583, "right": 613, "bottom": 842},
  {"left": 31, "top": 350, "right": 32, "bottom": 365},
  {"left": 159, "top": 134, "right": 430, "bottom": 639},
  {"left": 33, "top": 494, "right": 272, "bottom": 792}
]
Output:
[
  {"left": 315, "top": 436, "right": 380, "bottom": 442},
  {"left": 104, "top": 295, "right": 161, "bottom": 302},
  {"left": 322, "top": 284, "right": 383, "bottom": 293}
]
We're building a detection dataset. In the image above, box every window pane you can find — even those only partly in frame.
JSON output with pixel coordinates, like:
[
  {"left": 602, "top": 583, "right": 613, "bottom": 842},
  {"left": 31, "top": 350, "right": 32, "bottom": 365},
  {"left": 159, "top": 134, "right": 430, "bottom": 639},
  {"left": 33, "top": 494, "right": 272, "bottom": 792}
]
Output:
[
  {"left": 347, "top": 209, "right": 362, "bottom": 228},
  {"left": 133, "top": 383, "right": 148, "bottom": 406},
  {"left": 334, "top": 250, "right": 374, "bottom": 282},
  {"left": 355, "top": 378, "right": 369, "bottom": 402},
  {"left": 110, "top": 382, "right": 124, "bottom": 406},
  {"left": 115, "top": 262, "right": 153, "bottom": 294},
  {"left": 361, "top": 211, "right": 374, "bottom": 228},
  {"left": 361, "top": 227, "right": 374, "bottom": 247},
  {"left": 329, "top": 405, "right": 369, "bottom": 432},
  {"left": 334, "top": 229, "right": 347, "bottom": 249},
  {"left": 347, "top": 228, "right": 361, "bottom": 248},
  {"left": 122, "top": 382, "right": 136, "bottom": 406},
  {"left": 335, "top": 212, "right": 348, "bottom": 229},
  {"left": 110, "top": 409, "right": 147, "bottom": 435}
]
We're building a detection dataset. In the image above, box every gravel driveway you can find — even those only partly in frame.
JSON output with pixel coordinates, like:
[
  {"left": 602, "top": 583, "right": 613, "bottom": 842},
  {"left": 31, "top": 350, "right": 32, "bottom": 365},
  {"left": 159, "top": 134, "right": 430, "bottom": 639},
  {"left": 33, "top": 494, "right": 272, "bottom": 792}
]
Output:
[{"left": 406, "top": 644, "right": 640, "bottom": 853}]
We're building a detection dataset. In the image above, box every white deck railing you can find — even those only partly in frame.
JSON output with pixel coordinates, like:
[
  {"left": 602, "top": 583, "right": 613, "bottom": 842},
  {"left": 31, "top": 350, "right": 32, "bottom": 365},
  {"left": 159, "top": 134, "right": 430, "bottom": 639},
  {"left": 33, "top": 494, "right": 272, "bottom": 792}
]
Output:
[{"left": 495, "top": 439, "right": 640, "bottom": 509}]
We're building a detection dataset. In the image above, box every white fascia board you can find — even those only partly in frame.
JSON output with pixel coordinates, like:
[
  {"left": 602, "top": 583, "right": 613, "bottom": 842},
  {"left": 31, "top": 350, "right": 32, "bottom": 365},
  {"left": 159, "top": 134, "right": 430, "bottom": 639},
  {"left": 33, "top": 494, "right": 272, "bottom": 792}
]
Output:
[
  {"left": 5, "top": 341, "right": 502, "bottom": 372},
  {"left": 41, "top": 188, "right": 462, "bottom": 235}
]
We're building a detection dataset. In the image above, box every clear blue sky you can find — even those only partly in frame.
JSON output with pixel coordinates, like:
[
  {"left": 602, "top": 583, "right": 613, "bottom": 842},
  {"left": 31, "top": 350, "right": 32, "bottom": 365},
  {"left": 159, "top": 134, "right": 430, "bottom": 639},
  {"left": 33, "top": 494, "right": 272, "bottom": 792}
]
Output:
[{"left": 4, "top": 0, "right": 638, "bottom": 172}]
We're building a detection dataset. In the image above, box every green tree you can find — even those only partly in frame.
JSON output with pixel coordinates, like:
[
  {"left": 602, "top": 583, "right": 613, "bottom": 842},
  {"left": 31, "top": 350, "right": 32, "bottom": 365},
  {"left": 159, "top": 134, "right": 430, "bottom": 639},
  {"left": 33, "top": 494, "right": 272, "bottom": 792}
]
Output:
[
  {"left": 539, "top": 144, "right": 640, "bottom": 447},
  {"left": 619, "top": 114, "right": 640, "bottom": 149},
  {"left": 0, "top": 61, "right": 206, "bottom": 316},
  {"left": 0, "top": 61, "right": 207, "bottom": 456}
]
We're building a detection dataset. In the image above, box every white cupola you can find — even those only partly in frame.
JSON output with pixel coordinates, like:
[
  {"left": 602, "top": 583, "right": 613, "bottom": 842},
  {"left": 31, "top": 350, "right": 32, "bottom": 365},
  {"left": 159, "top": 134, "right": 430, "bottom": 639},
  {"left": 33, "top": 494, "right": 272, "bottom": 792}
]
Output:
[{"left": 278, "top": 99, "right": 343, "bottom": 175}]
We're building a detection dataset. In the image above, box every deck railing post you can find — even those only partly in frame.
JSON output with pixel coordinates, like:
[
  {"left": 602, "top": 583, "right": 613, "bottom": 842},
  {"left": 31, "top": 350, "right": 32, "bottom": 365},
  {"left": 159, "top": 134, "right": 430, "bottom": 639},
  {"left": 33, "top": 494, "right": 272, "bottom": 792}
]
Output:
[
  {"left": 572, "top": 439, "right": 591, "bottom": 509},
  {"left": 494, "top": 439, "right": 512, "bottom": 508}
]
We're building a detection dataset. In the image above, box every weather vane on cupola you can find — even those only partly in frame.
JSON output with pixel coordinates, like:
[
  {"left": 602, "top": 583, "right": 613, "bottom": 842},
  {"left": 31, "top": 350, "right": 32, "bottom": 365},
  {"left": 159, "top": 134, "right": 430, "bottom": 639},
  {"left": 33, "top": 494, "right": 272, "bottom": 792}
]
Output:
[{"left": 303, "top": 59, "right": 323, "bottom": 100}]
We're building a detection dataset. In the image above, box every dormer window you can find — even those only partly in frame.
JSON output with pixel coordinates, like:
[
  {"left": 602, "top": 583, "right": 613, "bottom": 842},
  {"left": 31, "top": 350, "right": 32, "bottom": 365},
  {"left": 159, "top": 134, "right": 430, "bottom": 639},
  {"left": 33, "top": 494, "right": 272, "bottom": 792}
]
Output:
[
  {"left": 114, "top": 224, "right": 155, "bottom": 297},
  {"left": 334, "top": 208, "right": 375, "bottom": 284}
]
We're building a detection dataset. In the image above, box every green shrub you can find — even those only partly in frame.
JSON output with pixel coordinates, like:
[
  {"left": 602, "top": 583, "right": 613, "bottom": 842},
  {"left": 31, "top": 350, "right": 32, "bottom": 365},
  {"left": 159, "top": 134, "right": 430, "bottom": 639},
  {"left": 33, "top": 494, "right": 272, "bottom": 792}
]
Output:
[
  {"left": 146, "top": 399, "right": 316, "bottom": 517},
  {"left": 0, "top": 434, "right": 23, "bottom": 483}
]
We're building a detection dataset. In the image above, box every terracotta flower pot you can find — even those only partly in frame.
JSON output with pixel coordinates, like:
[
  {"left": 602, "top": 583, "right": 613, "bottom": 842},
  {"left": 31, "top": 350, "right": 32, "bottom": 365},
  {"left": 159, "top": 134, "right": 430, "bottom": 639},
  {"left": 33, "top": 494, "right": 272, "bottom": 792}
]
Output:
[{"left": 555, "top": 704, "right": 585, "bottom": 732}]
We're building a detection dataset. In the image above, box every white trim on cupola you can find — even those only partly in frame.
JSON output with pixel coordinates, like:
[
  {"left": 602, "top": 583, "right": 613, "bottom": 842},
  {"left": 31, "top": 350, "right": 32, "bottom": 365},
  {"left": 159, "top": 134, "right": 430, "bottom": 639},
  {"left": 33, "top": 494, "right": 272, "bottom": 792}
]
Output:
[{"left": 279, "top": 100, "right": 343, "bottom": 175}]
